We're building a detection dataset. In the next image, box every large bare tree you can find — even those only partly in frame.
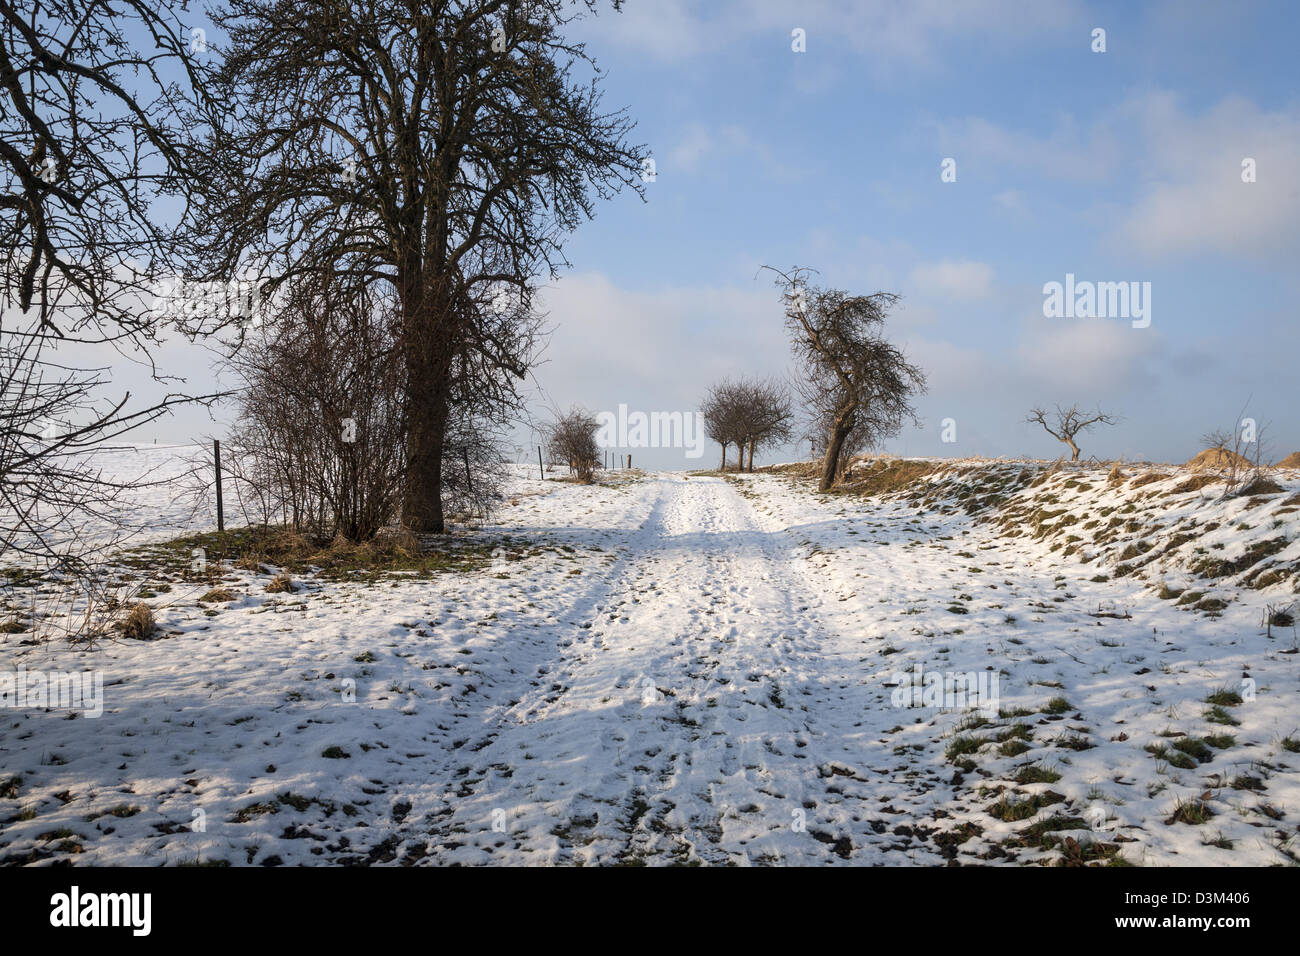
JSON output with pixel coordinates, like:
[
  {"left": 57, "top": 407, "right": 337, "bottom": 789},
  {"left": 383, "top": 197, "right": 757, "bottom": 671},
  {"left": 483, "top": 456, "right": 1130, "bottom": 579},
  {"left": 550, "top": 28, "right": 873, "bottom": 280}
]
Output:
[
  {"left": 767, "top": 266, "right": 925, "bottom": 491},
  {"left": 189, "top": 0, "right": 646, "bottom": 533}
]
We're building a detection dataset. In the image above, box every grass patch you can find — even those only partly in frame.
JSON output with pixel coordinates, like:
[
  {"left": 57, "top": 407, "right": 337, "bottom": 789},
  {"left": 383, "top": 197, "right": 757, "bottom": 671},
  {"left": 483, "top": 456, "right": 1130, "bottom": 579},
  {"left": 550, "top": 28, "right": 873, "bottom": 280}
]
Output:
[
  {"left": 945, "top": 735, "right": 990, "bottom": 763},
  {"left": 1204, "top": 706, "right": 1241, "bottom": 727},
  {"left": 1167, "top": 798, "right": 1214, "bottom": 826},
  {"left": 1170, "top": 737, "right": 1214, "bottom": 763},
  {"left": 1144, "top": 743, "right": 1197, "bottom": 770},
  {"left": 987, "top": 790, "right": 1065, "bottom": 821},
  {"left": 119, "top": 524, "right": 511, "bottom": 583},
  {"left": 1205, "top": 687, "right": 1243, "bottom": 707},
  {"left": 1013, "top": 764, "right": 1062, "bottom": 784}
]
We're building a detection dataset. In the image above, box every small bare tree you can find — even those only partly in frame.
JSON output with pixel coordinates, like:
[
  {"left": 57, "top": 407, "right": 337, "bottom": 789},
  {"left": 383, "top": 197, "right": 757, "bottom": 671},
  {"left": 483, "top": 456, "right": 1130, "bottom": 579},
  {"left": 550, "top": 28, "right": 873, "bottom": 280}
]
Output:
[
  {"left": 1200, "top": 405, "right": 1269, "bottom": 495},
  {"left": 546, "top": 407, "right": 601, "bottom": 482},
  {"left": 701, "top": 379, "right": 742, "bottom": 470},
  {"left": 1026, "top": 404, "right": 1117, "bottom": 463},
  {"left": 767, "top": 265, "right": 925, "bottom": 491}
]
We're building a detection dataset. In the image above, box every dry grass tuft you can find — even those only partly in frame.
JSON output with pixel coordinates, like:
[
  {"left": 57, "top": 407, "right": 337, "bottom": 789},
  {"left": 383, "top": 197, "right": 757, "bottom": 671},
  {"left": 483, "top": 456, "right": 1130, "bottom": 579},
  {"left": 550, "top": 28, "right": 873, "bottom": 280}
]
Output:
[
  {"left": 1129, "top": 471, "right": 1170, "bottom": 489},
  {"left": 1169, "top": 473, "right": 1222, "bottom": 494},
  {"left": 1237, "top": 475, "right": 1284, "bottom": 496},
  {"left": 265, "top": 573, "right": 296, "bottom": 594},
  {"left": 1185, "top": 448, "right": 1252, "bottom": 470},
  {"left": 841, "top": 458, "right": 942, "bottom": 495},
  {"left": 118, "top": 603, "right": 156, "bottom": 640}
]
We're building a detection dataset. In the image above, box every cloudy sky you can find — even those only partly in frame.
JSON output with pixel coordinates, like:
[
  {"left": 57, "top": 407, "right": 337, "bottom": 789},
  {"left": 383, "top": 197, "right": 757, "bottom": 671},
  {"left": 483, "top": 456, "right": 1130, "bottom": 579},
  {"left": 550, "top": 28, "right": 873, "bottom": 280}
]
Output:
[{"left": 139, "top": 0, "right": 1300, "bottom": 469}]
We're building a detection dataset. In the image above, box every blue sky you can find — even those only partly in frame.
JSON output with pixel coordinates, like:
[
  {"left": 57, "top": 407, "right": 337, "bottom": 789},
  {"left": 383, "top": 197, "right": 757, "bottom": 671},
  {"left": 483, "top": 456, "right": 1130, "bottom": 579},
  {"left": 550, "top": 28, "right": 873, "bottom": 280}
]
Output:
[
  {"left": 131, "top": 1, "right": 1300, "bottom": 468},
  {"left": 518, "top": 0, "right": 1300, "bottom": 467}
]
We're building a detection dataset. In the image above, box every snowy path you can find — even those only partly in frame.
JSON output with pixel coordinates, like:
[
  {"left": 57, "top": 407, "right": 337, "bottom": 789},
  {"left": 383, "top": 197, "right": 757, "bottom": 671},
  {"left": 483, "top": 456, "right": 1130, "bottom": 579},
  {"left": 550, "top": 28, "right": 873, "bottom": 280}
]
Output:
[
  {"left": 2, "top": 466, "right": 1297, "bottom": 866},
  {"left": 429, "top": 475, "right": 871, "bottom": 864}
]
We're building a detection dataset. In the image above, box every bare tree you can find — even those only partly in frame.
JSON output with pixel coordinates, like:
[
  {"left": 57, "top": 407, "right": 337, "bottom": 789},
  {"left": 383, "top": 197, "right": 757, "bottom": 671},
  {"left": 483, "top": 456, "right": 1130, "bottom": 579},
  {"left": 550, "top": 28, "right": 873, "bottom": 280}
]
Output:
[
  {"left": 701, "top": 378, "right": 743, "bottom": 470},
  {"left": 1026, "top": 404, "right": 1117, "bottom": 463},
  {"left": 737, "top": 377, "right": 794, "bottom": 471},
  {"left": 0, "top": 1, "right": 211, "bottom": 328},
  {"left": 767, "top": 266, "right": 925, "bottom": 491},
  {"left": 1199, "top": 403, "right": 1269, "bottom": 495},
  {"left": 703, "top": 377, "right": 793, "bottom": 472},
  {"left": 189, "top": 0, "right": 646, "bottom": 534},
  {"left": 545, "top": 406, "right": 601, "bottom": 482}
]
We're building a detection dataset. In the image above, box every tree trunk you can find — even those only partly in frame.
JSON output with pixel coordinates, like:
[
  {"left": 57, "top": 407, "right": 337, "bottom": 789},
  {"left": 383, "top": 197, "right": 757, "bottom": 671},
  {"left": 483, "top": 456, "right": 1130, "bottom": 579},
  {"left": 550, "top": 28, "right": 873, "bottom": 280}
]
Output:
[
  {"left": 399, "top": 262, "right": 456, "bottom": 534},
  {"left": 403, "top": 390, "right": 448, "bottom": 533},
  {"left": 720, "top": 442, "right": 727, "bottom": 471},
  {"left": 819, "top": 420, "right": 852, "bottom": 491},
  {"left": 747, "top": 439, "right": 755, "bottom": 472},
  {"left": 1067, "top": 439, "right": 1080, "bottom": 462}
]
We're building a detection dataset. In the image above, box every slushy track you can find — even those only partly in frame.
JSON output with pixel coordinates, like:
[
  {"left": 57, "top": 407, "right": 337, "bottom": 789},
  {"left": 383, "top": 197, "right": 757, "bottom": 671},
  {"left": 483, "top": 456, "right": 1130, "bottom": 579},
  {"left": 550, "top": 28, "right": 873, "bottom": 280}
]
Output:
[{"left": 427, "top": 475, "right": 954, "bottom": 865}]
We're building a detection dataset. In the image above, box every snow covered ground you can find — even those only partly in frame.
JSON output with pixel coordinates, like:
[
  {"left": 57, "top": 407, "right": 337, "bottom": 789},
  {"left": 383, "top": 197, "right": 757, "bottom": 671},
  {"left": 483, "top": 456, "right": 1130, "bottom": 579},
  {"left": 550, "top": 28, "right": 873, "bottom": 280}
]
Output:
[
  {"left": 1, "top": 442, "right": 217, "bottom": 566},
  {"left": 1, "top": 456, "right": 1297, "bottom": 866}
]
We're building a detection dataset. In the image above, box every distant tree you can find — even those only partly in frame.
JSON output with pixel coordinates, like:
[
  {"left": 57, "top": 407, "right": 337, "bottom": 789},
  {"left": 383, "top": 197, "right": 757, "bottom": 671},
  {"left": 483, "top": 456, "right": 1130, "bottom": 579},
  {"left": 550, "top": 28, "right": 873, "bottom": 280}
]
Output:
[
  {"left": 546, "top": 407, "right": 601, "bottom": 482},
  {"left": 767, "top": 266, "right": 925, "bottom": 491},
  {"left": 1026, "top": 404, "right": 1117, "bottom": 462},
  {"left": 735, "top": 378, "right": 794, "bottom": 471},
  {"left": 701, "top": 379, "right": 744, "bottom": 470}
]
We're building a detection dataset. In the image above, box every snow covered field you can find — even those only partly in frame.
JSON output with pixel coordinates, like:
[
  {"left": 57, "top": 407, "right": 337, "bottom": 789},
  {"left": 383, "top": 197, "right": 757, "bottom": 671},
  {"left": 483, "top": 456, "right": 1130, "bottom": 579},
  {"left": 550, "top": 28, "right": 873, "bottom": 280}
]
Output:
[{"left": 2, "top": 455, "right": 1298, "bottom": 866}]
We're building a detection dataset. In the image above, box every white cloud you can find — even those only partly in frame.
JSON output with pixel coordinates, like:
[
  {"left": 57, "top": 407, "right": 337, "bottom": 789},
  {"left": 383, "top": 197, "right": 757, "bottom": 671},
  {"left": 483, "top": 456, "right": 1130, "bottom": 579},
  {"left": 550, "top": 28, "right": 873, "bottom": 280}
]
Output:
[
  {"left": 930, "top": 113, "right": 1122, "bottom": 183},
  {"left": 1113, "top": 94, "right": 1300, "bottom": 259},
  {"left": 531, "top": 271, "right": 786, "bottom": 404},
  {"left": 575, "top": 0, "right": 1081, "bottom": 71},
  {"left": 1015, "top": 314, "right": 1161, "bottom": 395},
  {"left": 663, "top": 122, "right": 802, "bottom": 181},
  {"left": 992, "top": 188, "right": 1029, "bottom": 216},
  {"left": 910, "top": 259, "right": 994, "bottom": 300},
  {"left": 930, "top": 91, "right": 1300, "bottom": 260}
]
